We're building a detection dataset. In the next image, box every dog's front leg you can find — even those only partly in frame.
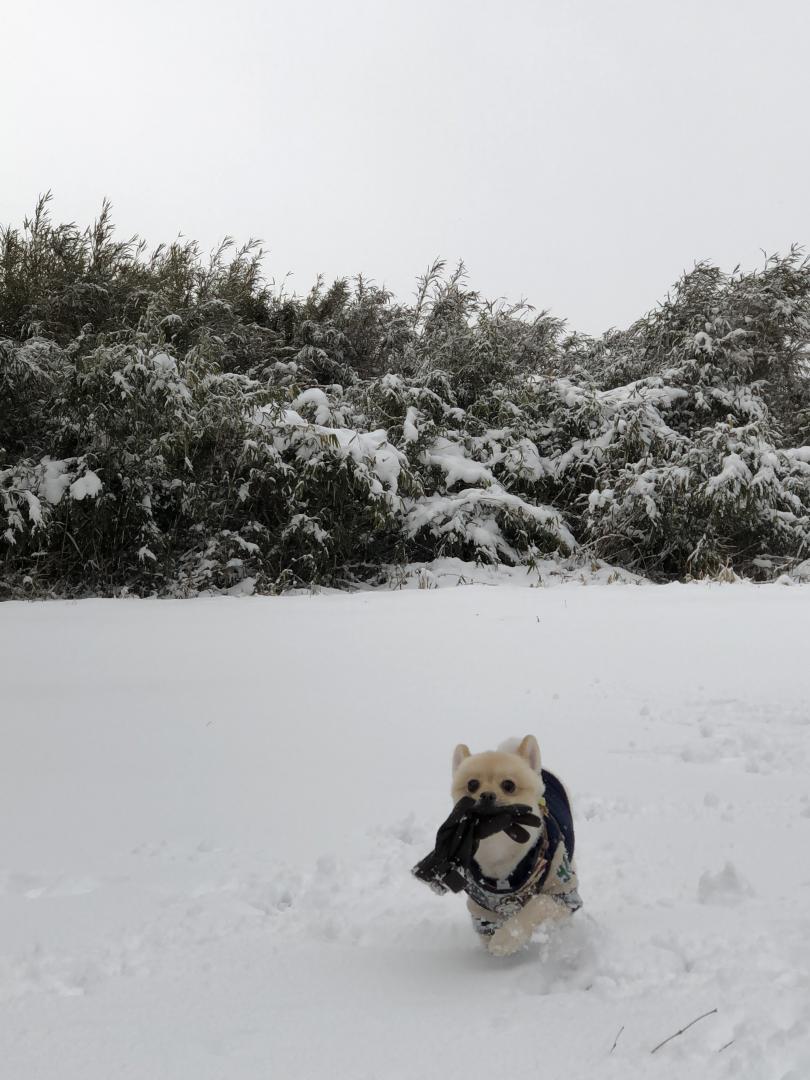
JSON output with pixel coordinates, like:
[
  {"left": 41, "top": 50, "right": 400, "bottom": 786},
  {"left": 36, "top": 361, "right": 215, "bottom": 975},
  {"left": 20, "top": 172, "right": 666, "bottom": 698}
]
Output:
[{"left": 487, "top": 894, "right": 568, "bottom": 957}]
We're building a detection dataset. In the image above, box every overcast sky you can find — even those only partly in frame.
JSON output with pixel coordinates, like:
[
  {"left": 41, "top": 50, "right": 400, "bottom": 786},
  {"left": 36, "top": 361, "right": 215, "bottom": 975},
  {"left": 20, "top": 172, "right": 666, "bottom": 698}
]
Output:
[{"left": 3, "top": 0, "right": 810, "bottom": 334}]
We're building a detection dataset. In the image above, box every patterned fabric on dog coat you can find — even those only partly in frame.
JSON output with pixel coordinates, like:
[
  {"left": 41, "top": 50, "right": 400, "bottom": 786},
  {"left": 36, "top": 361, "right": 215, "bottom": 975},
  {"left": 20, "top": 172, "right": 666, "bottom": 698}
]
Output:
[{"left": 464, "top": 769, "right": 582, "bottom": 935}]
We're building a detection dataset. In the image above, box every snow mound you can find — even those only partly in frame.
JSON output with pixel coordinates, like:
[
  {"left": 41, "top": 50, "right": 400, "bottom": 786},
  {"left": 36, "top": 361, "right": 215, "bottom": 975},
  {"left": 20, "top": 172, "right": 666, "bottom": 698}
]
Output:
[{"left": 697, "top": 861, "right": 755, "bottom": 905}]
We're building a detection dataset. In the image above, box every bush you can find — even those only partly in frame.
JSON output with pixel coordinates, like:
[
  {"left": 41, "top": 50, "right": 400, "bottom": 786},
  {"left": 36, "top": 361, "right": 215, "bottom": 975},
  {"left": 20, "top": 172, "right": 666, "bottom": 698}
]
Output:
[{"left": 2, "top": 196, "right": 809, "bottom": 597}]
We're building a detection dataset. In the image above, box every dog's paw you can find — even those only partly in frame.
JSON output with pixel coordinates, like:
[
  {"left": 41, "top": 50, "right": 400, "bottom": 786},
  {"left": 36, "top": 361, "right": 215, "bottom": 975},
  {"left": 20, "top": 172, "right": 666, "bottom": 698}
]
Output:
[{"left": 487, "top": 922, "right": 530, "bottom": 957}]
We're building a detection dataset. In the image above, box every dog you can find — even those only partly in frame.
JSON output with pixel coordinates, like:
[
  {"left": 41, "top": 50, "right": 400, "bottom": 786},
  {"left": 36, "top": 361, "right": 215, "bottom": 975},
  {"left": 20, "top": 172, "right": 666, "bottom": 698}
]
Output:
[{"left": 451, "top": 734, "right": 581, "bottom": 956}]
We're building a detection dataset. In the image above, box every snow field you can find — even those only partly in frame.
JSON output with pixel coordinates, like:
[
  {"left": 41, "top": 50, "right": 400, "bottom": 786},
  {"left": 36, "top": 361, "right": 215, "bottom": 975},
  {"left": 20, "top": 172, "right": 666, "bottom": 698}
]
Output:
[{"left": 1, "top": 583, "right": 809, "bottom": 1079}]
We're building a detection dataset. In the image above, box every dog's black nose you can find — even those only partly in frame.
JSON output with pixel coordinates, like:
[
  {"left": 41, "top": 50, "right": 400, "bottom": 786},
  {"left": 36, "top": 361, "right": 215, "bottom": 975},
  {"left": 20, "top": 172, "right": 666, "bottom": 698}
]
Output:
[{"left": 479, "top": 791, "right": 496, "bottom": 803}]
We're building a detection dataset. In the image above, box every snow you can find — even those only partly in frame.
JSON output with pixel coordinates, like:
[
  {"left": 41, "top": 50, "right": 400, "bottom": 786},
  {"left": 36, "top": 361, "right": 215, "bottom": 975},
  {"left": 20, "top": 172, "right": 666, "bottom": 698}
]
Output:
[
  {"left": 267, "top": 406, "right": 404, "bottom": 495},
  {"left": 290, "top": 387, "right": 333, "bottom": 426},
  {"left": 2, "top": 584, "right": 810, "bottom": 1080},
  {"left": 40, "top": 458, "right": 73, "bottom": 505},
  {"left": 20, "top": 489, "right": 43, "bottom": 526},
  {"left": 151, "top": 352, "right": 177, "bottom": 373},
  {"left": 403, "top": 405, "right": 420, "bottom": 443},
  {"left": 69, "top": 470, "right": 103, "bottom": 501},
  {"left": 694, "top": 331, "right": 714, "bottom": 353},
  {"left": 598, "top": 379, "right": 689, "bottom": 411},
  {"left": 405, "top": 488, "right": 577, "bottom": 554},
  {"left": 706, "top": 453, "right": 753, "bottom": 494},
  {"left": 423, "top": 436, "right": 496, "bottom": 486},
  {"left": 697, "top": 862, "right": 754, "bottom": 906},
  {"left": 384, "top": 556, "right": 643, "bottom": 589}
]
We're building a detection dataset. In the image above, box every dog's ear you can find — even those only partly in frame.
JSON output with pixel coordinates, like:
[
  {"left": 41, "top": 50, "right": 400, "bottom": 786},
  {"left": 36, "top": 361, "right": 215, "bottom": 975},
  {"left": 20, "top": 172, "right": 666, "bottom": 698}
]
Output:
[
  {"left": 516, "top": 735, "right": 541, "bottom": 772},
  {"left": 452, "top": 743, "right": 471, "bottom": 774}
]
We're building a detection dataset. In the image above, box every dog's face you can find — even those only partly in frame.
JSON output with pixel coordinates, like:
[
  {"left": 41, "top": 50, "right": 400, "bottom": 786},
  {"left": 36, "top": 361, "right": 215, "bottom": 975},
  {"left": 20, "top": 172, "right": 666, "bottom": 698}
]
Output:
[{"left": 451, "top": 735, "right": 542, "bottom": 808}]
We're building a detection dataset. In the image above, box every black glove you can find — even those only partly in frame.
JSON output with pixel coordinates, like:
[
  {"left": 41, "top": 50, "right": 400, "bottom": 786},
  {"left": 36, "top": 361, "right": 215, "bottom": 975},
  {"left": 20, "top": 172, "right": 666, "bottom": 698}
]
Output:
[
  {"left": 411, "top": 799, "right": 542, "bottom": 895},
  {"left": 472, "top": 802, "right": 542, "bottom": 845},
  {"left": 411, "top": 796, "right": 477, "bottom": 894}
]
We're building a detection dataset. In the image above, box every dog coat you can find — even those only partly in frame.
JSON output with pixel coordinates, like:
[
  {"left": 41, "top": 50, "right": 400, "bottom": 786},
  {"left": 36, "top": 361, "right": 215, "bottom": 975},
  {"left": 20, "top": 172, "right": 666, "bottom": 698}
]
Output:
[{"left": 463, "top": 769, "right": 582, "bottom": 934}]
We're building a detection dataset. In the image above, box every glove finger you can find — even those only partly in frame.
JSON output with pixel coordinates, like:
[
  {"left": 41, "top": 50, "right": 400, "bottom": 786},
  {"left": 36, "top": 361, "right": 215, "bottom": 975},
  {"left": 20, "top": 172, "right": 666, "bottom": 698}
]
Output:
[
  {"left": 437, "top": 804, "right": 475, "bottom": 855},
  {"left": 438, "top": 797, "right": 476, "bottom": 836},
  {"left": 506, "top": 824, "right": 530, "bottom": 844},
  {"left": 513, "top": 812, "right": 542, "bottom": 828}
]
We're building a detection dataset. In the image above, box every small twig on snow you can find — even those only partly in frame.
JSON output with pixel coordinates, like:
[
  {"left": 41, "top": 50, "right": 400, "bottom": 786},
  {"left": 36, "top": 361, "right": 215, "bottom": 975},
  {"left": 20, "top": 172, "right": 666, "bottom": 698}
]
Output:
[
  {"left": 609, "top": 1025, "right": 624, "bottom": 1054},
  {"left": 717, "top": 1039, "right": 735, "bottom": 1053},
  {"left": 650, "top": 1008, "right": 718, "bottom": 1055}
]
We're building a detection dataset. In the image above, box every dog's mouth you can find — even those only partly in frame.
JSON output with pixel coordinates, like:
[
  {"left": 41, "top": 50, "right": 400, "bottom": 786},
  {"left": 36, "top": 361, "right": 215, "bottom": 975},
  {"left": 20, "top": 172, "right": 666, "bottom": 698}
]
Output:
[
  {"left": 477, "top": 794, "right": 526, "bottom": 809},
  {"left": 477, "top": 794, "right": 501, "bottom": 808}
]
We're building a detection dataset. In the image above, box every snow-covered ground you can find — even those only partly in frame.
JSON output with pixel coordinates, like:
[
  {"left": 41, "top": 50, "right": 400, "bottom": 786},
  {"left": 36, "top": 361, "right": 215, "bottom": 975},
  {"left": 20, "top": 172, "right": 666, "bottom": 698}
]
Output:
[{"left": 2, "top": 583, "right": 809, "bottom": 1080}]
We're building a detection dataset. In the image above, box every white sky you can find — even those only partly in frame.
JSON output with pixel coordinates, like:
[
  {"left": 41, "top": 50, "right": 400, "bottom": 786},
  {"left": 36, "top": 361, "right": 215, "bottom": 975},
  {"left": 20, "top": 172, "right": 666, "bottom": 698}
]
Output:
[{"left": 3, "top": 0, "right": 810, "bottom": 334}]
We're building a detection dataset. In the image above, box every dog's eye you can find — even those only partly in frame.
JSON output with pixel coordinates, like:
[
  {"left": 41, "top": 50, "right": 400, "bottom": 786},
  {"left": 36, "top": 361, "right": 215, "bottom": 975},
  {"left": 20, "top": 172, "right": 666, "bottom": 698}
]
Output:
[
  {"left": 501, "top": 779, "right": 516, "bottom": 794},
  {"left": 467, "top": 779, "right": 480, "bottom": 793}
]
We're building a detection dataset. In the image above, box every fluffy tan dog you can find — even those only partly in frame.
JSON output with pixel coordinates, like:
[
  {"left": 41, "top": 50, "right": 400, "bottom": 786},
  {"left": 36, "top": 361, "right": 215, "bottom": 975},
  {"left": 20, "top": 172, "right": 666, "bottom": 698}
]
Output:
[{"left": 451, "top": 735, "right": 580, "bottom": 956}]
